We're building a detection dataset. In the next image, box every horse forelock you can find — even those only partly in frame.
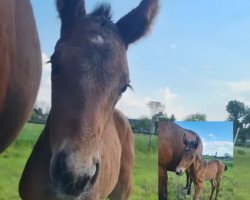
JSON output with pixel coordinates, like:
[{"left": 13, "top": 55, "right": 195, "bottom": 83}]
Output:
[{"left": 91, "top": 3, "right": 112, "bottom": 20}]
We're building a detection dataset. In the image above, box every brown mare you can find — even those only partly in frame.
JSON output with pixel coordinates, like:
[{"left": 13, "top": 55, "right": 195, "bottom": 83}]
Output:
[
  {"left": 158, "top": 122, "right": 203, "bottom": 200},
  {"left": 19, "top": 0, "right": 159, "bottom": 199},
  {"left": 176, "top": 136, "right": 228, "bottom": 200},
  {"left": 0, "top": 0, "right": 41, "bottom": 153}
]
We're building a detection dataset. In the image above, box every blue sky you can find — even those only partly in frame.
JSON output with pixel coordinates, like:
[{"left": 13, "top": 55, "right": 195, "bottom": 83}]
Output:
[
  {"left": 176, "top": 121, "right": 233, "bottom": 156},
  {"left": 31, "top": 0, "right": 250, "bottom": 120}
]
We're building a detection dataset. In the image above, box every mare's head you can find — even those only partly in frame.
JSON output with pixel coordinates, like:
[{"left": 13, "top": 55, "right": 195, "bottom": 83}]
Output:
[
  {"left": 49, "top": 0, "right": 158, "bottom": 198},
  {"left": 175, "top": 134, "right": 200, "bottom": 176}
]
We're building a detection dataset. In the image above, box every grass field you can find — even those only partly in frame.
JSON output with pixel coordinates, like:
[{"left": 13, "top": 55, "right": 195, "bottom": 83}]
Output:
[
  {"left": 0, "top": 123, "right": 158, "bottom": 200},
  {"left": 166, "top": 161, "right": 233, "bottom": 200},
  {"left": 233, "top": 147, "right": 250, "bottom": 200},
  {"left": 132, "top": 134, "right": 158, "bottom": 200},
  {"left": 0, "top": 123, "right": 248, "bottom": 200}
]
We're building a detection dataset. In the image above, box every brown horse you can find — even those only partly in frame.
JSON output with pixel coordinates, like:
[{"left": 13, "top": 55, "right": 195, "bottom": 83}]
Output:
[
  {"left": 0, "top": 0, "right": 41, "bottom": 153},
  {"left": 19, "top": 0, "right": 159, "bottom": 199},
  {"left": 176, "top": 136, "right": 228, "bottom": 200},
  {"left": 158, "top": 121, "right": 203, "bottom": 200}
]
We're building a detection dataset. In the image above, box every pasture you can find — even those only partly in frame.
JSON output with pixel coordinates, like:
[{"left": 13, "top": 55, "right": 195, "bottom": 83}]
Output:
[
  {"left": 233, "top": 147, "right": 250, "bottom": 200},
  {"left": 166, "top": 160, "right": 233, "bottom": 200},
  {"left": 0, "top": 123, "right": 247, "bottom": 200},
  {"left": 0, "top": 123, "right": 158, "bottom": 200}
]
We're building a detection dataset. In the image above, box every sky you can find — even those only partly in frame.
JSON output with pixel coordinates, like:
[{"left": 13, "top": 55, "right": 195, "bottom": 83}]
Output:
[
  {"left": 176, "top": 121, "right": 233, "bottom": 156},
  {"left": 31, "top": 0, "right": 250, "bottom": 120}
]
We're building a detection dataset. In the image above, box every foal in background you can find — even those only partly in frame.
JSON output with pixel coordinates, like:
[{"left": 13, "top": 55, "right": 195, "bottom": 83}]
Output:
[{"left": 176, "top": 135, "right": 228, "bottom": 200}]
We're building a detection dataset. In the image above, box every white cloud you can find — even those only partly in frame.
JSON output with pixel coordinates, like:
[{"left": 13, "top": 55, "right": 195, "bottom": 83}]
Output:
[
  {"left": 116, "top": 90, "right": 151, "bottom": 118},
  {"left": 159, "top": 87, "right": 178, "bottom": 107},
  {"left": 226, "top": 81, "right": 250, "bottom": 93},
  {"left": 202, "top": 140, "right": 233, "bottom": 157},
  {"left": 205, "top": 80, "right": 250, "bottom": 120},
  {"left": 224, "top": 81, "right": 250, "bottom": 106},
  {"left": 158, "top": 87, "right": 191, "bottom": 120},
  {"left": 208, "top": 133, "right": 216, "bottom": 140},
  {"left": 36, "top": 53, "right": 51, "bottom": 107}
]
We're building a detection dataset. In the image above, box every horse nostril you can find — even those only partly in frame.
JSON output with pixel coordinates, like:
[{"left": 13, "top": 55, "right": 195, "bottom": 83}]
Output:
[
  {"left": 52, "top": 152, "right": 69, "bottom": 185},
  {"left": 175, "top": 169, "right": 182, "bottom": 176},
  {"left": 90, "top": 162, "right": 99, "bottom": 185},
  {"left": 51, "top": 154, "right": 100, "bottom": 196}
]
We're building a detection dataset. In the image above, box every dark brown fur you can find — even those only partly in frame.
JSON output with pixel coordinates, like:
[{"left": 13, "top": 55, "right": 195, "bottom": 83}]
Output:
[
  {"left": 158, "top": 122, "right": 203, "bottom": 200},
  {"left": 0, "top": 0, "right": 41, "bottom": 153},
  {"left": 19, "top": 0, "right": 159, "bottom": 199}
]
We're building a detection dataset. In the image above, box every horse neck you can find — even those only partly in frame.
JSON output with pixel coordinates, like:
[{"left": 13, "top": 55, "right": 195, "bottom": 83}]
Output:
[{"left": 190, "top": 156, "right": 202, "bottom": 174}]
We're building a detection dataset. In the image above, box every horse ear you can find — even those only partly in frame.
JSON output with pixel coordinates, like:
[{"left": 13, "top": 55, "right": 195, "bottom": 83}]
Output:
[
  {"left": 116, "top": 0, "right": 159, "bottom": 47},
  {"left": 183, "top": 134, "right": 189, "bottom": 146},
  {"left": 194, "top": 137, "right": 199, "bottom": 149},
  {"left": 56, "top": 0, "right": 86, "bottom": 36}
]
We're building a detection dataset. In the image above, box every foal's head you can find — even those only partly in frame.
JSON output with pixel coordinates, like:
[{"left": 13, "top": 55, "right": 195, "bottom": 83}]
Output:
[
  {"left": 49, "top": 0, "right": 158, "bottom": 198},
  {"left": 175, "top": 134, "right": 200, "bottom": 176}
]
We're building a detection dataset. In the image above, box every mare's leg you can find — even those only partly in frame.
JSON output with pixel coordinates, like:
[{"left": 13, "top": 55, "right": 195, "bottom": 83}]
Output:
[
  {"left": 158, "top": 166, "right": 167, "bottom": 200},
  {"left": 209, "top": 179, "right": 216, "bottom": 200},
  {"left": 19, "top": 120, "right": 53, "bottom": 200},
  {"left": 187, "top": 179, "right": 192, "bottom": 195},
  {"left": 193, "top": 181, "right": 203, "bottom": 200},
  {"left": 184, "top": 171, "right": 190, "bottom": 189},
  {"left": 109, "top": 128, "right": 134, "bottom": 200}
]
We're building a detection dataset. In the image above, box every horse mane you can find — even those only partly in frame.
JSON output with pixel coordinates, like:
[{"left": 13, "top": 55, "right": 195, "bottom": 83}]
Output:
[{"left": 91, "top": 3, "right": 112, "bottom": 20}]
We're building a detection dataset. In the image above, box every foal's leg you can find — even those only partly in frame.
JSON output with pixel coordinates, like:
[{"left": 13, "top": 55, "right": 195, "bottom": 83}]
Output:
[
  {"left": 158, "top": 166, "right": 168, "bottom": 200},
  {"left": 215, "top": 177, "right": 222, "bottom": 200},
  {"left": 193, "top": 181, "right": 203, "bottom": 200},
  {"left": 209, "top": 179, "right": 216, "bottom": 200}
]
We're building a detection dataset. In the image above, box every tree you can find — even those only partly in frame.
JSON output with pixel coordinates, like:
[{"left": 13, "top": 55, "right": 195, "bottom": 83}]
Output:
[
  {"left": 184, "top": 113, "right": 207, "bottom": 121},
  {"left": 146, "top": 101, "right": 175, "bottom": 150},
  {"left": 146, "top": 101, "right": 166, "bottom": 150},
  {"left": 226, "top": 100, "right": 246, "bottom": 121},
  {"left": 134, "top": 116, "right": 151, "bottom": 132},
  {"left": 226, "top": 100, "right": 247, "bottom": 139},
  {"left": 242, "top": 108, "right": 250, "bottom": 126},
  {"left": 147, "top": 101, "right": 165, "bottom": 117}
]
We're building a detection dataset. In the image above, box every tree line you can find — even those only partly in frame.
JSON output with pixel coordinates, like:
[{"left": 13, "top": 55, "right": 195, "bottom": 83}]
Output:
[{"left": 31, "top": 99, "right": 250, "bottom": 146}]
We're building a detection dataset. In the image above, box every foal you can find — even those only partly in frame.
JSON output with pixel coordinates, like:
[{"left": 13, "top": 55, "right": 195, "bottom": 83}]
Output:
[
  {"left": 19, "top": 0, "right": 159, "bottom": 200},
  {"left": 176, "top": 135, "right": 228, "bottom": 200}
]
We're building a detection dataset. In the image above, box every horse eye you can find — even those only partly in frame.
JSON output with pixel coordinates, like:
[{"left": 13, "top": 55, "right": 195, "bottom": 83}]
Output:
[{"left": 120, "top": 85, "right": 128, "bottom": 94}]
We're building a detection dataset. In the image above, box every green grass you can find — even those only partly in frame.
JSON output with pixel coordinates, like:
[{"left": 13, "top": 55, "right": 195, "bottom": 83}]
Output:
[
  {"left": 0, "top": 125, "right": 158, "bottom": 200},
  {"left": 0, "top": 123, "right": 43, "bottom": 199},
  {"left": 131, "top": 134, "right": 158, "bottom": 200},
  {"left": 1, "top": 124, "right": 248, "bottom": 200},
  {"left": 166, "top": 162, "right": 233, "bottom": 200},
  {"left": 233, "top": 147, "right": 250, "bottom": 200}
]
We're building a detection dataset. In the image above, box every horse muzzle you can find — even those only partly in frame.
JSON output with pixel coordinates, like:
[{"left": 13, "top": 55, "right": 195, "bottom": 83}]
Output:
[
  {"left": 50, "top": 151, "right": 100, "bottom": 197},
  {"left": 175, "top": 168, "right": 184, "bottom": 176}
]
